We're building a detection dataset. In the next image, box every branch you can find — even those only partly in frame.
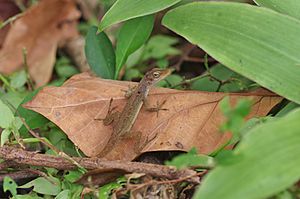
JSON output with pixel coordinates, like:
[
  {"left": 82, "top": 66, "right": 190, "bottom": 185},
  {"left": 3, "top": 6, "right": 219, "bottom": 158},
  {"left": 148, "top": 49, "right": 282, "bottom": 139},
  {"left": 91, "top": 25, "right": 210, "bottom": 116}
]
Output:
[{"left": 0, "top": 146, "right": 199, "bottom": 183}]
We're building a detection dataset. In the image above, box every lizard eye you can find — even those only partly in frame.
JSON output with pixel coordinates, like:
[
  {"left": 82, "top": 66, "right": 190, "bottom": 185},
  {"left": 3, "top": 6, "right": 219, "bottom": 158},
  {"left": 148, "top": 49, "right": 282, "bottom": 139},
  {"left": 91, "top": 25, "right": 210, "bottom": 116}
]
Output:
[{"left": 153, "top": 72, "right": 160, "bottom": 78}]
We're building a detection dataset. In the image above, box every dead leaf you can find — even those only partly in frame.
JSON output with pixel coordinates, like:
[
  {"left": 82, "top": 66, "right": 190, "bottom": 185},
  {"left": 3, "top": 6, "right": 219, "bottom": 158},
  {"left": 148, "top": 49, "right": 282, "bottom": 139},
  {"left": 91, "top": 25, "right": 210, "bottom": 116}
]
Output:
[
  {"left": 24, "top": 73, "right": 282, "bottom": 161},
  {"left": 0, "top": 0, "right": 22, "bottom": 47},
  {"left": 0, "top": 0, "right": 80, "bottom": 87}
]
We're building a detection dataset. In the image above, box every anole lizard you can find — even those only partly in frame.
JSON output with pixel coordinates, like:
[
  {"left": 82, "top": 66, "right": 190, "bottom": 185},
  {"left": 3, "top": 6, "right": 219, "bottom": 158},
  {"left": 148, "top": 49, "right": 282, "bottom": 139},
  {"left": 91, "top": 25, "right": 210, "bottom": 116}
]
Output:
[{"left": 98, "top": 68, "right": 172, "bottom": 157}]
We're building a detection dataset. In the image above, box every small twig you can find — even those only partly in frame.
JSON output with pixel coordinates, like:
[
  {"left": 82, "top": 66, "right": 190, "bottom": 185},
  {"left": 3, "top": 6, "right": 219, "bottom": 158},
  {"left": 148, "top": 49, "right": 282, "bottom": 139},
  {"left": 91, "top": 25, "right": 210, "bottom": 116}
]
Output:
[
  {"left": 0, "top": 13, "right": 23, "bottom": 30},
  {"left": 0, "top": 74, "right": 16, "bottom": 92},
  {"left": 171, "top": 44, "right": 195, "bottom": 71},
  {"left": 25, "top": 168, "right": 58, "bottom": 185},
  {"left": 22, "top": 48, "right": 34, "bottom": 91},
  {"left": 0, "top": 146, "right": 199, "bottom": 183},
  {"left": 171, "top": 73, "right": 210, "bottom": 89},
  {"left": 14, "top": 0, "right": 27, "bottom": 11}
]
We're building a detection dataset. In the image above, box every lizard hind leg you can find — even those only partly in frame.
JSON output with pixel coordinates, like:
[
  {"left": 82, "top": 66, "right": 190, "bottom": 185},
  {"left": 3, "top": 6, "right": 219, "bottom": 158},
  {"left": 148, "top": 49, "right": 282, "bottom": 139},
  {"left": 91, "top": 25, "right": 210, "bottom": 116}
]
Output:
[
  {"left": 95, "top": 98, "right": 119, "bottom": 125},
  {"left": 129, "top": 131, "right": 158, "bottom": 154},
  {"left": 145, "top": 99, "right": 168, "bottom": 117}
]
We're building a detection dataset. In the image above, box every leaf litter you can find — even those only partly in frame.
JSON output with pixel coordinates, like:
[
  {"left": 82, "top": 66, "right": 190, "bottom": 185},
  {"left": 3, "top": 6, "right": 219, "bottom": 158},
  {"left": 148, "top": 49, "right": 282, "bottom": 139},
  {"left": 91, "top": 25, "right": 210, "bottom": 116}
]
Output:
[{"left": 24, "top": 72, "right": 282, "bottom": 161}]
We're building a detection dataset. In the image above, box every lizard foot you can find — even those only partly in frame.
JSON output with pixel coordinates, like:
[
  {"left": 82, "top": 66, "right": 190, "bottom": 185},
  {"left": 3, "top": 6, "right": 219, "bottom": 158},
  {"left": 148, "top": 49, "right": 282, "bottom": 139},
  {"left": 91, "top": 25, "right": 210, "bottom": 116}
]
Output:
[
  {"left": 121, "top": 85, "right": 137, "bottom": 99},
  {"left": 146, "top": 100, "right": 168, "bottom": 117}
]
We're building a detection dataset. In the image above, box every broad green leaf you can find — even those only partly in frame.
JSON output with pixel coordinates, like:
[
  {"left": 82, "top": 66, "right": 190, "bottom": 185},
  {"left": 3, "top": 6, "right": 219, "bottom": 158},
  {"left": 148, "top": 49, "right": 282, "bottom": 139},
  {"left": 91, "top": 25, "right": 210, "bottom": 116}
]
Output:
[
  {"left": 1, "top": 128, "right": 12, "bottom": 146},
  {"left": 0, "top": 99, "right": 14, "bottom": 128},
  {"left": 64, "top": 170, "right": 82, "bottom": 183},
  {"left": 115, "top": 15, "right": 154, "bottom": 79},
  {"left": 254, "top": 0, "right": 300, "bottom": 20},
  {"left": 17, "top": 90, "right": 48, "bottom": 135},
  {"left": 276, "top": 102, "right": 300, "bottom": 117},
  {"left": 55, "top": 190, "right": 70, "bottom": 199},
  {"left": 85, "top": 26, "right": 115, "bottom": 79},
  {"left": 194, "top": 108, "right": 300, "bottom": 199},
  {"left": 191, "top": 64, "right": 254, "bottom": 92},
  {"left": 10, "top": 70, "right": 27, "bottom": 89},
  {"left": 124, "top": 68, "right": 142, "bottom": 81},
  {"left": 156, "top": 74, "right": 183, "bottom": 88},
  {"left": 163, "top": 2, "right": 300, "bottom": 104},
  {"left": 55, "top": 56, "right": 78, "bottom": 78},
  {"left": 99, "top": 182, "right": 124, "bottom": 199},
  {"left": 166, "top": 148, "right": 215, "bottom": 169},
  {"left": 142, "top": 35, "right": 180, "bottom": 61},
  {"left": 19, "top": 177, "right": 61, "bottom": 196},
  {"left": 3, "top": 176, "right": 17, "bottom": 196},
  {"left": 98, "top": 0, "right": 181, "bottom": 31},
  {"left": 14, "top": 194, "right": 43, "bottom": 199}
]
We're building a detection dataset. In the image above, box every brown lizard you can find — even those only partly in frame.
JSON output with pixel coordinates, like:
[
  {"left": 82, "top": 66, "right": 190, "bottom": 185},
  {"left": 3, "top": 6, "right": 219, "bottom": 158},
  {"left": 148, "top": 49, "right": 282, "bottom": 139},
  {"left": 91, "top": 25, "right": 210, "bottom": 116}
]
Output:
[{"left": 98, "top": 68, "right": 172, "bottom": 157}]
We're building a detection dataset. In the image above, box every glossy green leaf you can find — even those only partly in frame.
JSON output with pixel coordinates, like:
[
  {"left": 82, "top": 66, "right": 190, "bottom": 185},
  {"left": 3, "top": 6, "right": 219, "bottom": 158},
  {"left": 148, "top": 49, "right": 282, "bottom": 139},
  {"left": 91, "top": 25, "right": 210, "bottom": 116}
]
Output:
[
  {"left": 85, "top": 26, "right": 115, "bottom": 79},
  {"left": 115, "top": 15, "right": 154, "bottom": 79},
  {"left": 194, "top": 108, "right": 300, "bottom": 199},
  {"left": 10, "top": 70, "right": 27, "bottom": 89},
  {"left": 55, "top": 190, "right": 70, "bottom": 199},
  {"left": 0, "top": 99, "right": 14, "bottom": 128},
  {"left": 163, "top": 2, "right": 300, "bottom": 104},
  {"left": 1, "top": 128, "right": 12, "bottom": 146},
  {"left": 166, "top": 148, "right": 215, "bottom": 169},
  {"left": 3, "top": 177, "right": 17, "bottom": 196},
  {"left": 17, "top": 89, "right": 48, "bottom": 134},
  {"left": 276, "top": 102, "right": 300, "bottom": 117},
  {"left": 99, "top": 0, "right": 181, "bottom": 31},
  {"left": 142, "top": 35, "right": 180, "bottom": 61},
  {"left": 19, "top": 177, "right": 61, "bottom": 196},
  {"left": 191, "top": 64, "right": 254, "bottom": 92},
  {"left": 254, "top": 0, "right": 300, "bottom": 20},
  {"left": 14, "top": 194, "right": 43, "bottom": 199}
]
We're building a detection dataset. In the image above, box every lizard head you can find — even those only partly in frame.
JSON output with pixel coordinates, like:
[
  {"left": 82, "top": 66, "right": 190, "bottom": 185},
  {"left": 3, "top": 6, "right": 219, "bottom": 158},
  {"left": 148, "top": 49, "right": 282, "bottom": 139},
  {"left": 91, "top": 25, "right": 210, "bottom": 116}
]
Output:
[{"left": 144, "top": 68, "right": 172, "bottom": 86}]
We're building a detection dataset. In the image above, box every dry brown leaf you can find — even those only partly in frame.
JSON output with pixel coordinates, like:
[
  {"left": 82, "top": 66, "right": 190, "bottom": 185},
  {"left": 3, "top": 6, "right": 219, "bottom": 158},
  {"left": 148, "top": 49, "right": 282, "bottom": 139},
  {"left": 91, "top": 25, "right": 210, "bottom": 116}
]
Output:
[
  {"left": 0, "top": 0, "right": 80, "bottom": 86},
  {"left": 0, "top": 0, "right": 22, "bottom": 47},
  {"left": 24, "top": 73, "right": 282, "bottom": 161}
]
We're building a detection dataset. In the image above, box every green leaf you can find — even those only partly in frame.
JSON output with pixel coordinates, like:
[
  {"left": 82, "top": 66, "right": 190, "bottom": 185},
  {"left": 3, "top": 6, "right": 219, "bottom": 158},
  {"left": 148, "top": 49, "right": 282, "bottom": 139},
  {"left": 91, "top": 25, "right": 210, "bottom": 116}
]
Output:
[
  {"left": 14, "top": 194, "right": 43, "bottom": 199},
  {"left": 10, "top": 70, "right": 27, "bottom": 89},
  {"left": 124, "top": 68, "right": 142, "bottom": 81},
  {"left": 194, "top": 108, "right": 300, "bottom": 199},
  {"left": 276, "top": 102, "right": 300, "bottom": 117},
  {"left": 156, "top": 74, "right": 183, "bottom": 88},
  {"left": 115, "top": 15, "right": 154, "bottom": 79},
  {"left": 64, "top": 170, "right": 83, "bottom": 183},
  {"left": 254, "top": 0, "right": 300, "bottom": 20},
  {"left": 98, "top": 0, "right": 181, "bottom": 31},
  {"left": 1, "top": 128, "right": 12, "bottom": 146},
  {"left": 220, "top": 98, "right": 251, "bottom": 143},
  {"left": 191, "top": 64, "right": 254, "bottom": 92},
  {"left": 85, "top": 26, "right": 115, "bottom": 79},
  {"left": 163, "top": 2, "right": 300, "bottom": 104},
  {"left": 55, "top": 190, "right": 70, "bottom": 199},
  {"left": 166, "top": 148, "right": 215, "bottom": 169},
  {"left": 99, "top": 182, "right": 123, "bottom": 199},
  {"left": 142, "top": 35, "right": 180, "bottom": 61},
  {"left": 17, "top": 90, "right": 49, "bottom": 135},
  {"left": 0, "top": 99, "right": 14, "bottom": 128},
  {"left": 19, "top": 177, "right": 61, "bottom": 196},
  {"left": 55, "top": 56, "right": 78, "bottom": 78},
  {"left": 3, "top": 176, "right": 18, "bottom": 196}
]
